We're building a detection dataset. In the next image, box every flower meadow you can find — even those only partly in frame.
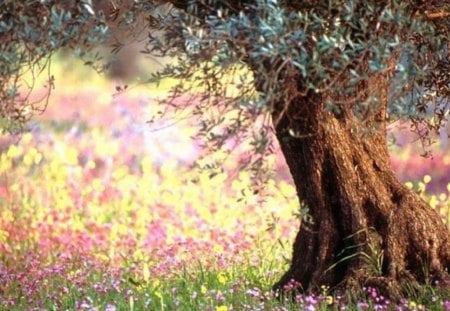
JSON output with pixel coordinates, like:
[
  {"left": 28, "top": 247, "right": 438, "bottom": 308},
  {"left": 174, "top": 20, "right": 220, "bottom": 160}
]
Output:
[{"left": 0, "top": 58, "right": 450, "bottom": 310}]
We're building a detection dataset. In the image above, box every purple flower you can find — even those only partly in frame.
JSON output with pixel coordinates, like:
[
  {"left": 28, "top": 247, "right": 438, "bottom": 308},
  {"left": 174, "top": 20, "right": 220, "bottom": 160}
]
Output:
[
  {"left": 78, "top": 301, "right": 90, "bottom": 309},
  {"left": 305, "top": 295, "right": 317, "bottom": 305},
  {"left": 357, "top": 301, "right": 369, "bottom": 310},
  {"left": 110, "top": 278, "right": 121, "bottom": 293},
  {"left": 304, "top": 305, "right": 316, "bottom": 311},
  {"left": 105, "top": 304, "right": 117, "bottom": 311},
  {"left": 215, "top": 291, "right": 225, "bottom": 302},
  {"left": 443, "top": 300, "right": 450, "bottom": 311},
  {"left": 295, "top": 293, "right": 304, "bottom": 303},
  {"left": 245, "top": 288, "right": 261, "bottom": 297}
]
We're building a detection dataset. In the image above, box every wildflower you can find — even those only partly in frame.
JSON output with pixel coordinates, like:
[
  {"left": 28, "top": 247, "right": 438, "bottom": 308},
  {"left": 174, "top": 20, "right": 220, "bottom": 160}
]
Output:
[
  {"left": 357, "top": 301, "right": 369, "bottom": 310},
  {"left": 152, "top": 278, "right": 160, "bottom": 288},
  {"left": 326, "top": 295, "right": 333, "bottom": 305},
  {"left": 320, "top": 285, "right": 329, "bottom": 294},
  {"left": 405, "top": 182, "right": 413, "bottom": 189},
  {"left": 409, "top": 301, "right": 417, "bottom": 310},
  {"left": 216, "top": 306, "right": 228, "bottom": 311},
  {"left": 136, "top": 284, "right": 145, "bottom": 292},
  {"left": 214, "top": 244, "right": 224, "bottom": 253},
  {"left": 304, "top": 305, "right": 316, "bottom": 311},
  {"left": 201, "top": 285, "right": 208, "bottom": 294},
  {"left": 105, "top": 304, "right": 116, "bottom": 311},
  {"left": 305, "top": 295, "right": 317, "bottom": 305},
  {"left": 78, "top": 301, "right": 90, "bottom": 309},
  {"left": 245, "top": 288, "right": 260, "bottom": 297},
  {"left": 366, "top": 286, "right": 378, "bottom": 299},
  {"left": 443, "top": 300, "right": 450, "bottom": 311},
  {"left": 110, "top": 278, "right": 121, "bottom": 293},
  {"left": 217, "top": 272, "right": 228, "bottom": 285},
  {"left": 215, "top": 290, "right": 225, "bottom": 302}
]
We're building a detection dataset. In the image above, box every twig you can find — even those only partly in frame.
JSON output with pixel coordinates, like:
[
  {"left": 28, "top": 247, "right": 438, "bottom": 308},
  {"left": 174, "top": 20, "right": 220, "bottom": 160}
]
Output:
[{"left": 424, "top": 11, "right": 450, "bottom": 20}]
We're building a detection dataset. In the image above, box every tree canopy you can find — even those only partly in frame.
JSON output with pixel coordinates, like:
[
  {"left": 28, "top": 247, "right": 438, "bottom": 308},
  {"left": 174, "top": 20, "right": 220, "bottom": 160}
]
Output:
[{"left": 2, "top": 1, "right": 449, "bottom": 150}]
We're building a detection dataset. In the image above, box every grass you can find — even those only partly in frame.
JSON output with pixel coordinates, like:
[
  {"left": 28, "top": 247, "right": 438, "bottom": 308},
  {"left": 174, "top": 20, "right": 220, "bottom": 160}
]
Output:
[{"left": 2, "top": 257, "right": 449, "bottom": 310}]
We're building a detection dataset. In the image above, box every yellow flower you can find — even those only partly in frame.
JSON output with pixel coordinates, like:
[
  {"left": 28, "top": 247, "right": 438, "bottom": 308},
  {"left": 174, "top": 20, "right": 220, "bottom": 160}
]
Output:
[
  {"left": 96, "top": 253, "right": 110, "bottom": 262},
  {"left": 152, "top": 278, "right": 160, "bottom": 288},
  {"left": 23, "top": 149, "right": 40, "bottom": 166},
  {"left": 418, "top": 182, "right": 426, "bottom": 193},
  {"left": 217, "top": 272, "right": 228, "bottom": 285},
  {"left": 216, "top": 306, "right": 228, "bottom": 311},
  {"left": 409, "top": 301, "right": 417, "bottom": 309},
  {"left": 0, "top": 230, "right": 9, "bottom": 243},
  {"left": 136, "top": 284, "right": 145, "bottom": 292},
  {"left": 214, "top": 244, "right": 224, "bottom": 253},
  {"left": 64, "top": 147, "right": 79, "bottom": 165},
  {"left": 6, "top": 145, "right": 23, "bottom": 158},
  {"left": 201, "top": 285, "right": 208, "bottom": 294},
  {"left": 429, "top": 195, "right": 439, "bottom": 209},
  {"left": 86, "top": 160, "right": 96, "bottom": 169},
  {"left": 326, "top": 295, "right": 333, "bottom": 305},
  {"left": 279, "top": 181, "right": 296, "bottom": 197}
]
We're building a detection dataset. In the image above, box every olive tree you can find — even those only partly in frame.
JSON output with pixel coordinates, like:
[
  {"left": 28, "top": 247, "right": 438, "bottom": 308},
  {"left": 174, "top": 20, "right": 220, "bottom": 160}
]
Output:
[{"left": 1, "top": 0, "right": 449, "bottom": 296}]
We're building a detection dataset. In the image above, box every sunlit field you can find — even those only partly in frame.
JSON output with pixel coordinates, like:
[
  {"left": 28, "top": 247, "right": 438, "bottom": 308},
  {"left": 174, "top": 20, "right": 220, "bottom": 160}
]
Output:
[{"left": 1, "top": 56, "right": 449, "bottom": 310}]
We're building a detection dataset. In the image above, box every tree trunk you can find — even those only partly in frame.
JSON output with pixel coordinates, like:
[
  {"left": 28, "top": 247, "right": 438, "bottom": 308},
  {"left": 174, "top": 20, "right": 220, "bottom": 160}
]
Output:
[{"left": 271, "top": 73, "right": 450, "bottom": 296}]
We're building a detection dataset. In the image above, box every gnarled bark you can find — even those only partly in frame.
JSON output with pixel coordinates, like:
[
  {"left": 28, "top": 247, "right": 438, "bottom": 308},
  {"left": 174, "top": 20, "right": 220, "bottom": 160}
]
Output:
[{"left": 271, "top": 75, "right": 450, "bottom": 296}]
